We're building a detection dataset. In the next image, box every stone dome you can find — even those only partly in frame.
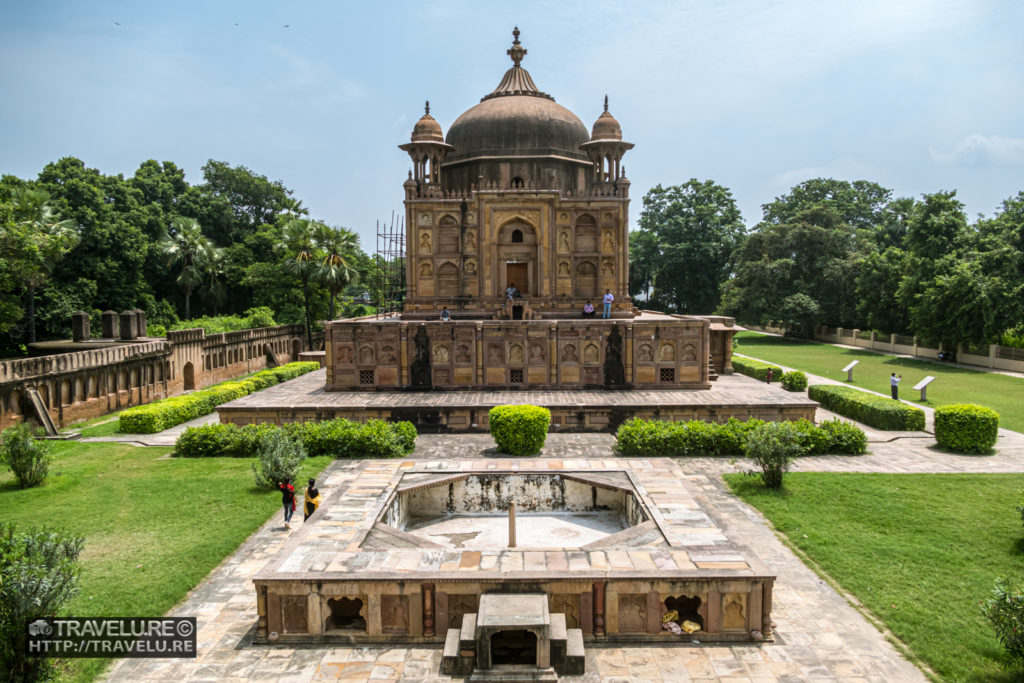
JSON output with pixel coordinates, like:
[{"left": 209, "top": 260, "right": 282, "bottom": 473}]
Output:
[
  {"left": 445, "top": 94, "right": 591, "bottom": 161},
  {"left": 590, "top": 96, "right": 622, "bottom": 141},
  {"left": 444, "top": 27, "right": 590, "bottom": 162},
  {"left": 410, "top": 102, "right": 444, "bottom": 143}
]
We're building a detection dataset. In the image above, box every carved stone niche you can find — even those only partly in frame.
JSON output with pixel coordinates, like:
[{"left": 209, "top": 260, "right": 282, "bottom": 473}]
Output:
[
  {"left": 282, "top": 595, "right": 308, "bottom": 633},
  {"left": 381, "top": 594, "right": 410, "bottom": 635},
  {"left": 618, "top": 594, "right": 646, "bottom": 633},
  {"left": 324, "top": 596, "right": 367, "bottom": 633},
  {"left": 721, "top": 593, "right": 747, "bottom": 631}
]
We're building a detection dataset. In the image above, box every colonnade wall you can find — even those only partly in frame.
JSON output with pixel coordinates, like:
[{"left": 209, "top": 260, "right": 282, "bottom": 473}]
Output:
[{"left": 0, "top": 324, "right": 311, "bottom": 430}]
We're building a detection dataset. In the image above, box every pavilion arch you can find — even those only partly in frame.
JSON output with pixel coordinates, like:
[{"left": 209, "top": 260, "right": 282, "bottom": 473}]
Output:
[
  {"left": 183, "top": 362, "right": 196, "bottom": 391},
  {"left": 575, "top": 261, "right": 598, "bottom": 298},
  {"left": 574, "top": 213, "right": 598, "bottom": 252}
]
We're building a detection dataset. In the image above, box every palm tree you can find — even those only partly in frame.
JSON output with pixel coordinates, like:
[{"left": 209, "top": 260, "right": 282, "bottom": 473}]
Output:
[
  {"left": 162, "top": 217, "right": 216, "bottom": 320},
  {"left": 11, "top": 188, "right": 79, "bottom": 343},
  {"left": 279, "top": 218, "right": 323, "bottom": 350},
  {"left": 199, "top": 248, "right": 227, "bottom": 316},
  {"left": 315, "top": 225, "right": 359, "bottom": 320}
]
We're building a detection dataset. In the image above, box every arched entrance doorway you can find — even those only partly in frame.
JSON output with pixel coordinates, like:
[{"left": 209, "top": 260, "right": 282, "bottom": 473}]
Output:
[
  {"left": 183, "top": 362, "right": 195, "bottom": 391},
  {"left": 498, "top": 220, "right": 537, "bottom": 297}
]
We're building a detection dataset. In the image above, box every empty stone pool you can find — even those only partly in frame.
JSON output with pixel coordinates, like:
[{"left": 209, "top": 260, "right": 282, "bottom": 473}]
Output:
[{"left": 376, "top": 472, "right": 651, "bottom": 550}]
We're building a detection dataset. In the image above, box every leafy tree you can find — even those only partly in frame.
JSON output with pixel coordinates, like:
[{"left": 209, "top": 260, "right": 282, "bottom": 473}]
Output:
[
  {"left": 761, "top": 178, "right": 892, "bottom": 232},
  {"left": 315, "top": 225, "right": 359, "bottom": 319},
  {"left": 722, "top": 205, "right": 861, "bottom": 333},
  {"left": 36, "top": 157, "right": 150, "bottom": 319},
  {"left": 9, "top": 188, "right": 79, "bottom": 342},
  {"left": 631, "top": 180, "right": 745, "bottom": 313},
  {"left": 897, "top": 191, "right": 969, "bottom": 342},
  {"left": 855, "top": 246, "right": 910, "bottom": 333},
  {"left": 162, "top": 217, "right": 218, "bottom": 320},
  {"left": 279, "top": 218, "right": 324, "bottom": 349}
]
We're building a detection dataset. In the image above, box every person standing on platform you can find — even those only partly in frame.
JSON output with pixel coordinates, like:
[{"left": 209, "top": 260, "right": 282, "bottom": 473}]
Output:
[
  {"left": 890, "top": 372, "right": 902, "bottom": 400},
  {"left": 602, "top": 289, "right": 614, "bottom": 319}
]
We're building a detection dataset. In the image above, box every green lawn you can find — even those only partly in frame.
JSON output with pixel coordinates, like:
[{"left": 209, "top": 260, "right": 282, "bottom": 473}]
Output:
[
  {"left": 1, "top": 441, "right": 332, "bottom": 682},
  {"left": 725, "top": 472, "right": 1024, "bottom": 682},
  {"left": 734, "top": 331, "right": 1024, "bottom": 432}
]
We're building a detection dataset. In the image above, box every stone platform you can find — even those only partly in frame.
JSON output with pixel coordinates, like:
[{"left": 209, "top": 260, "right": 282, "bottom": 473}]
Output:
[
  {"left": 218, "top": 370, "right": 817, "bottom": 431},
  {"left": 253, "top": 457, "right": 776, "bottom": 647}
]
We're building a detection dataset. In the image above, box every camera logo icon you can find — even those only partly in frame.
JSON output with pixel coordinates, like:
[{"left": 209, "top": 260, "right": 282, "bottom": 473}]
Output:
[{"left": 28, "top": 620, "right": 52, "bottom": 636}]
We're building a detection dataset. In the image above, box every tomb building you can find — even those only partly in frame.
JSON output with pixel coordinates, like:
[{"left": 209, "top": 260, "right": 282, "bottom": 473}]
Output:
[{"left": 323, "top": 28, "right": 740, "bottom": 393}]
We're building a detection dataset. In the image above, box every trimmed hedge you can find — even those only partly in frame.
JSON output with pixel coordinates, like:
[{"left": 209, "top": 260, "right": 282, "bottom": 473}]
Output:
[
  {"left": 175, "top": 418, "right": 416, "bottom": 459},
  {"left": 489, "top": 405, "right": 551, "bottom": 456},
  {"left": 615, "top": 417, "right": 867, "bottom": 457},
  {"left": 934, "top": 404, "right": 999, "bottom": 454},
  {"left": 733, "top": 357, "right": 785, "bottom": 382},
  {"left": 119, "top": 361, "right": 321, "bottom": 433},
  {"left": 808, "top": 384, "right": 925, "bottom": 431},
  {"left": 781, "top": 370, "right": 808, "bottom": 392}
]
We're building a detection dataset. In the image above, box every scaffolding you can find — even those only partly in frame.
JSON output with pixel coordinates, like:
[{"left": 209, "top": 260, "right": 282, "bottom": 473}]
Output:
[{"left": 374, "top": 211, "right": 406, "bottom": 318}]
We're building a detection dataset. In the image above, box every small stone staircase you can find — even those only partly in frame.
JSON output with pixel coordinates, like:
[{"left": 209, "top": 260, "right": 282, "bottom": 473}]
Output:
[{"left": 442, "top": 594, "right": 585, "bottom": 680}]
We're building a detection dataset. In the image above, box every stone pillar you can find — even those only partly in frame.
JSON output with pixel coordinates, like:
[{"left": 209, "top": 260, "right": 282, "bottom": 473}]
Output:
[
  {"left": 72, "top": 311, "right": 91, "bottom": 342},
  {"left": 119, "top": 311, "right": 138, "bottom": 340},
  {"left": 134, "top": 309, "right": 147, "bottom": 337},
  {"left": 760, "top": 581, "right": 774, "bottom": 639},
  {"left": 422, "top": 583, "right": 435, "bottom": 637},
  {"left": 592, "top": 582, "right": 605, "bottom": 636},
  {"left": 257, "top": 585, "right": 268, "bottom": 639},
  {"left": 101, "top": 310, "right": 119, "bottom": 339}
]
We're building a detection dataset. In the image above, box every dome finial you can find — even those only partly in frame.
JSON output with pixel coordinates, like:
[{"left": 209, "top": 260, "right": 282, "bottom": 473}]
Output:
[
  {"left": 425, "top": 100, "right": 430, "bottom": 115},
  {"left": 507, "top": 26, "right": 526, "bottom": 67},
  {"left": 603, "top": 95, "right": 608, "bottom": 112}
]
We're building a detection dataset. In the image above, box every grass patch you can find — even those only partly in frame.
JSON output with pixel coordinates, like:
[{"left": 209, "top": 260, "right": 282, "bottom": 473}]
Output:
[
  {"left": 0, "top": 440, "right": 331, "bottom": 682},
  {"left": 724, "top": 472, "right": 1024, "bottom": 682},
  {"left": 734, "top": 331, "right": 1024, "bottom": 432},
  {"left": 75, "top": 418, "right": 123, "bottom": 438}
]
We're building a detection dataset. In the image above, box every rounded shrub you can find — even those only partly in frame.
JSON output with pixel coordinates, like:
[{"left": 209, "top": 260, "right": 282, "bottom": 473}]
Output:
[
  {"left": 0, "top": 423, "right": 51, "bottom": 488},
  {"left": 780, "top": 371, "right": 808, "bottom": 392},
  {"left": 981, "top": 576, "right": 1024, "bottom": 668},
  {"left": 934, "top": 404, "right": 999, "bottom": 454},
  {"left": 744, "top": 421, "right": 808, "bottom": 488},
  {"left": 489, "top": 405, "right": 551, "bottom": 456},
  {"left": 252, "top": 429, "right": 307, "bottom": 489},
  {"left": 818, "top": 419, "right": 868, "bottom": 454}
]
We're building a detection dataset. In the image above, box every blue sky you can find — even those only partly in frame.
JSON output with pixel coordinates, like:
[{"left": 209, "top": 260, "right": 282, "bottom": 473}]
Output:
[{"left": 2, "top": 0, "right": 1022, "bottom": 250}]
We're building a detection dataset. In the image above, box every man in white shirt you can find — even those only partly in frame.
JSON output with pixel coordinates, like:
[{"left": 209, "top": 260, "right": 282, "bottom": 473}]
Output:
[
  {"left": 890, "top": 372, "right": 901, "bottom": 400},
  {"left": 602, "top": 289, "right": 614, "bottom": 319}
]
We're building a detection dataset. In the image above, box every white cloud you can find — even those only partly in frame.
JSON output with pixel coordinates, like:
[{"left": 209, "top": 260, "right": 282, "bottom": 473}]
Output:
[{"left": 931, "top": 134, "right": 1024, "bottom": 166}]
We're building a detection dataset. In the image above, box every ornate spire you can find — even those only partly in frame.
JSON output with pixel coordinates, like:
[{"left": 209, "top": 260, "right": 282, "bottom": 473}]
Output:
[
  {"left": 603, "top": 95, "right": 608, "bottom": 112},
  {"left": 425, "top": 100, "right": 430, "bottom": 115},
  {"left": 482, "top": 27, "right": 553, "bottom": 101},
  {"left": 507, "top": 26, "right": 526, "bottom": 67}
]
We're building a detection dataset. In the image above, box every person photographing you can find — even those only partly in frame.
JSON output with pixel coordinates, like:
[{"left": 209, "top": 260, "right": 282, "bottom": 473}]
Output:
[{"left": 890, "top": 372, "right": 902, "bottom": 400}]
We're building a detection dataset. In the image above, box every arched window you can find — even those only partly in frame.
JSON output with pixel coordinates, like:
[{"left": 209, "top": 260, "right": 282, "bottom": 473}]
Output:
[{"left": 511, "top": 229, "right": 523, "bottom": 243}]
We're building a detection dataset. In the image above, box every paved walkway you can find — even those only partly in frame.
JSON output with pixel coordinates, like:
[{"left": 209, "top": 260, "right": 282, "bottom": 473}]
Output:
[{"left": 96, "top": 372, "right": 1024, "bottom": 681}]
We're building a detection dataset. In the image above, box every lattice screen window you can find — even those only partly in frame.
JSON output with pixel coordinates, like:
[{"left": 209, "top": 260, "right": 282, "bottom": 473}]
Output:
[
  {"left": 659, "top": 368, "right": 675, "bottom": 383},
  {"left": 509, "top": 368, "right": 524, "bottom": 384},
  {"left": 359, "top": 370, "right": 375, "bottom": 385}
]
